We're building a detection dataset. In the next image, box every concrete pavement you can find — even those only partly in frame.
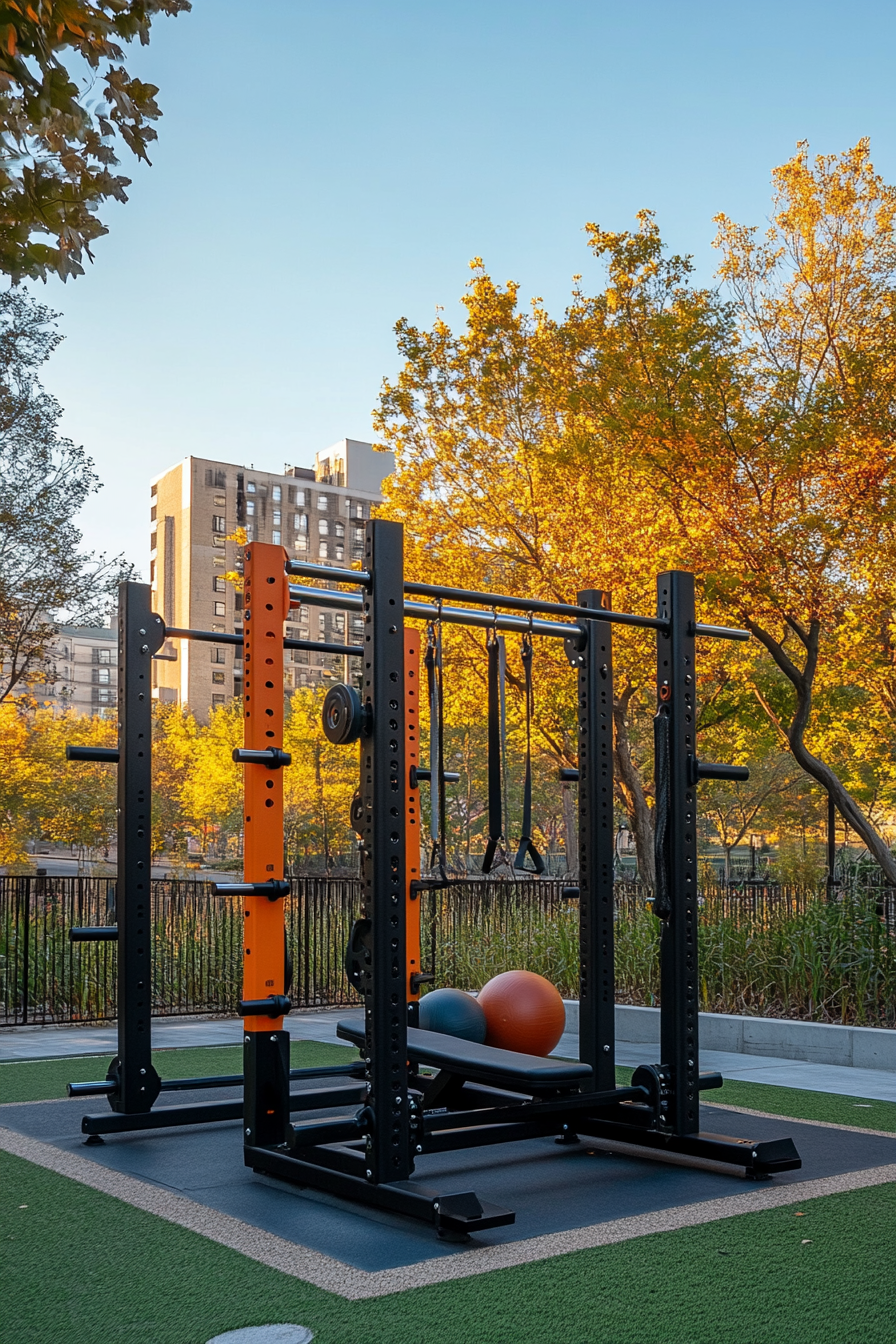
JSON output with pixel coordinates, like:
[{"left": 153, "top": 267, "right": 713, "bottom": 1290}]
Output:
[{"left": 3, "top": 1011, "right": 896, "bottom": 1103}]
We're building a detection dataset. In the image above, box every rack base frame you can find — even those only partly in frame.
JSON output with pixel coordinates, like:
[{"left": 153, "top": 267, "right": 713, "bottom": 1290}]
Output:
[{"left": 244, "top": 1077, "right": 800, "bottom": 1238}]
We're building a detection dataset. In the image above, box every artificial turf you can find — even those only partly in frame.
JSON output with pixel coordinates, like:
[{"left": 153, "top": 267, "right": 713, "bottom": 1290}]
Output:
[
  {"left": 0, "top": 1039, "right": 354, "bottom": 1104},
  {"left": 3, "top": 1047, "right": 896, "bottom": 1342},
  {"left": 2, "top": 1146, "right": 896, "bottom": 1344},
  {"left": 4, "top": 1047, "right": 896, "bottom": 1133}
]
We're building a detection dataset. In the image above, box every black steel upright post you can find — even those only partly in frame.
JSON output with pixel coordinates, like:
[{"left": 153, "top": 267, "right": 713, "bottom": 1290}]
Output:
[
  {"left": 656, "top": 571, "right": 699, "bottom": 1135},
  {"left": 360, "top": 520, "right": 411, "bottom": 1183},
  {"left": 109, "top": 582, "right": 165, "bottom": 1113},
  {"left": 573, "top": 590, "right": 615, "bottom": 1089}
]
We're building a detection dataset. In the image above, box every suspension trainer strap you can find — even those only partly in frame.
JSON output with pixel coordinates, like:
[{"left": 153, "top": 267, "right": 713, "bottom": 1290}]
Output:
[
  {"left": 425, "top": 620, "right": 447, "bottom": 881},
  {"left": 482, "top": 629, "right": 506, "bottom": 873},
  {"left": 514, "top": 630, "right": 546, "bottom": 874},
  {"left": 435, "top": 617, "right": 447, "bottom": 880},
  {"left": 499, "top": 634, "right": 509, "bottom": 845}
]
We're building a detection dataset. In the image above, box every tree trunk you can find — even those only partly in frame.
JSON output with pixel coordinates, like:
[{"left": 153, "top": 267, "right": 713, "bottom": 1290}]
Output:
[
  {"left": 613, "top": 687, "right": 655, "bottom": 887},
  {"left": 748, "top": 616, "right": 896, "bottom": 886}
]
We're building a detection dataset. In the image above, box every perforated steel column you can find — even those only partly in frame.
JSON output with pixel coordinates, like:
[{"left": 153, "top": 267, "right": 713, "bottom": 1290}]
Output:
[
  {"left": 113, "top": 582, "right": 164, "bottom": 1112},
  {"left": 656, "top": 571, "right": 700, "bottom": 1134},
  {"left": 360, "top": 520, "right": 411, "bottom": 1182},
  {"left": 242, "top": 543, "right": 291, "bottom": 1149},
  {"left": 574, "top": 590, "right": 615, "bottom": 1089}
]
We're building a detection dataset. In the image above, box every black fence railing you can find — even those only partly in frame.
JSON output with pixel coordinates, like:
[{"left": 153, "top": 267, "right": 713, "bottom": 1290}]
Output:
[{"left": 2, "top": 876, "right": 895, "bottom": 1027}]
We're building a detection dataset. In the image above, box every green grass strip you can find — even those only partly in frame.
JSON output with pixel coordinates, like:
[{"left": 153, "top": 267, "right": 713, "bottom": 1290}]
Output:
[
  {"left": 0, "top": 1039, "right": 354, "bottom": 1105},
  {"left": 3, "top": 1147, "right": 896, "bottom": 1343},
  {"left": 611, "top": 1065, "right": 896, "bottom": 1133},
  {"left": 6, "top": 1048, "right": 895, "bottom": 1135}
]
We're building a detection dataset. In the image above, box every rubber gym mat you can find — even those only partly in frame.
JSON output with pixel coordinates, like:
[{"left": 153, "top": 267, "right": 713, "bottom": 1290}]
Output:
[{"left": 3, "top": 1088, "right": 894, "bottom": 1273}]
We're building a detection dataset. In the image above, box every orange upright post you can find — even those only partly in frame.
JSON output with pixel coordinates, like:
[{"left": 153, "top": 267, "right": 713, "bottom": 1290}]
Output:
[{"left": 240, "top": 542, "right": 292, "bottom": 1149}]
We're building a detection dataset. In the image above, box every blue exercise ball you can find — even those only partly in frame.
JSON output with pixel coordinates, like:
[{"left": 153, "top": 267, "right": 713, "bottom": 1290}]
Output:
[{"left": 418, "top": 988, "right": 487, "bottom": 1043}]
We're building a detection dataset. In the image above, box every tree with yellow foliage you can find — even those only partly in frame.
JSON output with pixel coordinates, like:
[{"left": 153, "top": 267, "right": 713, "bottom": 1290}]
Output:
[
  {"left": 570, "top": 142, "right": 896, "bottom": 880},
  {"left": 375, "top": 266, "right": 664, "bottom": 880},
  {"left": 376, "top": 140, "right": 896, "bottom": 882},
  {"left": 0, "top": 704, "right": 117, "bottom": 866}
]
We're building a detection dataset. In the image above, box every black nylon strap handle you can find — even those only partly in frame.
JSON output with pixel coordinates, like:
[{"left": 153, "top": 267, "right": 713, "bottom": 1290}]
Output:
[
  {"left": 482, "top": 630, "right": 506, "bottom": 873},
  {"left": 425, "top": 622, "right": 447, "bottom": 882},
  {"left": 513, "top": 632, "right": 545, "bottom": 875}
]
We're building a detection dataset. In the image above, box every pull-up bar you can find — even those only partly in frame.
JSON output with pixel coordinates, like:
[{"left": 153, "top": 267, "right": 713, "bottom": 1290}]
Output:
[
  {"left": 163, "top": 624, "right": 362, "bottom": 658},
  {"left": 284, "top": 564, "right": 749, "bottom": 642},
  {"left": 288, "top": 583, "right": 583, "bottom": 641},
  {"left": 405, "top": 582, "right": 750, "bottom": 641}
]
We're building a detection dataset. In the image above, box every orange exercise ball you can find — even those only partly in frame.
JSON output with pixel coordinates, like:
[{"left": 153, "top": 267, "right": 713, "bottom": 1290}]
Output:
[{"left": 477, "top": 970, "right": 566, "bottom": 1056}]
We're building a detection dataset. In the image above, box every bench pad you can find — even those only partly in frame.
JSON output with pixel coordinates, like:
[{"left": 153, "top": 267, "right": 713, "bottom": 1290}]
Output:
[{"left": 336, "top": 1013, "right": 593, "bottom": 1093}]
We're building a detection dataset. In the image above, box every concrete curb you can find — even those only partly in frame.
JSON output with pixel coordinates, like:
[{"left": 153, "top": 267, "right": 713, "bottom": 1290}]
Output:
[{"left": 562, "top": 1002, "right": 896, "bottom": 1072}]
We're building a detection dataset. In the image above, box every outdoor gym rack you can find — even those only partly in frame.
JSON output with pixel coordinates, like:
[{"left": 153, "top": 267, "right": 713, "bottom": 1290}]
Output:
[{"left": 240, "top": 521, "right": 801, "bottom": 1239}]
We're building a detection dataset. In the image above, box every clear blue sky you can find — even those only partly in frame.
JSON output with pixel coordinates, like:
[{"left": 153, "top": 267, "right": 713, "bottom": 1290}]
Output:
[{"left": 28, "top": 0, "right": 896, "bottom": 575}]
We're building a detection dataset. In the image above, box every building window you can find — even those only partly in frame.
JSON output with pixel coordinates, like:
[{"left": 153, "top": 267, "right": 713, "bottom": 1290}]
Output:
[
  {"left": 212, "top": 535, "right": 225, "bottom": 548},
  {"left": 150, "top": 529, "right": 157, "bottom": 551},
  {"left": 318, "top": 495, "right": 328, "bottom": 511},
  {"left": 93, "top": 688, "right": 115, "bottom": 705},
  {"left": 247, "top": 481, "right": 256, "bottom": 493},
  {"left": 151, "top": 504, "right": 157, "bottom": 522},
  {"left": 94, "top": 667, "right": 111, "bottom": 685},
  {"left": 319, "top": 614, "right": 327, "bottom": 630},
  {"left": 319, "top": 541, "right": 329, "bottom": 559},
  {"left": 211, "top": 648, "right": 227, "bottom": 664},
  {"left": 150, "top": 559, "right": 155, "bottom": 583},
  {"left": 212, "top": 515, "right": 226, "bottom": 533},
  {"left": 272, "top": 509, "right": 281, "bottom": 526},
  {"left": 246, "top": 500, "right": 255, "bottom": 516},
  {"left": 212, "top": 693, "right": 226, "bottom": 706},
  {"left": 214, "top": 601, "right": 226, "bottom": 617},
  {"left": 212, "top": 670, "right": 225, "bottom": 685},
  {"left": 299, "top": 607, "right": 309, "bottom": 624},
  {"left": 272, "top": 530, "right": 281, "bottom": 545},
  {"left": 94, "top": 648, "right": 113, "bottom": 664},
  {"left": 355, "top": 503, "right": 364, "bottom": 519},
  {"left": 245, "top": 524, "right": 255, "bottom": 541},
  {"left": 214, "top": 576, "right": 226, "bottom": 592},
  {"left": 334, "top": 613, "right": 345, "bottom": 632},
  {"left": 294, "top": 513, "right": 307, "bottom": 532},
  {"left": 319, "top": 518, "right": 329, "bottom": 536},
  {"left": 334, "top": 521, "right": 344, "bottom": 538},
  {"left": 272, "top": 485, "right": 281, "bottom": 502},
  {"left": 214, "top": 494, "right": 226, "bottom": 506},
  {"left": 296, "top": 489, "right": 305, "bottom": 506},
  {"left": 295, "top": 534, "right": 307, "bottom": 551},
  {"left": 334, "top": 544, "right": 344, "bottom": 561}
]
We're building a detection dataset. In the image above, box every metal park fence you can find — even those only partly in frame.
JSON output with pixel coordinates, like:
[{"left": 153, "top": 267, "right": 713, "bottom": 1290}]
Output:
[{"left": 2, "top": 875, "right": 896, "bottom": 1028}]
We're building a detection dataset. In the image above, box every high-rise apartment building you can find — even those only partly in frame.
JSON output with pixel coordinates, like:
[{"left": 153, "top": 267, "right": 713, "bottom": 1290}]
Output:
[{"left": 149, "top": 439, "right": 394, "bottom": 717}]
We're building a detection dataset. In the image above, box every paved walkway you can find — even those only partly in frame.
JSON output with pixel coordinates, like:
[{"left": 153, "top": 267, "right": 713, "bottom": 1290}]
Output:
[{"left": 4, "top": 1012, "right": 896, "bottom": 1103}]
